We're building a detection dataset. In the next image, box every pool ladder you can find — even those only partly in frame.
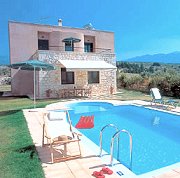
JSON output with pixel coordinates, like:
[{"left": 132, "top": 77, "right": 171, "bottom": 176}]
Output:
[{"left": 99, "top": 124, "right": 133, "bottom": 170}]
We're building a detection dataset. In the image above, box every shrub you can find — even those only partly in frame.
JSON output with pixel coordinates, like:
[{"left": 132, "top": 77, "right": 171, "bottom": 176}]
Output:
[
  {"left": 116, "top": 62, "right": 180, "bottom": 98},
  {"left": 117, "top": 73, "right": 144, "bottom": 90}
]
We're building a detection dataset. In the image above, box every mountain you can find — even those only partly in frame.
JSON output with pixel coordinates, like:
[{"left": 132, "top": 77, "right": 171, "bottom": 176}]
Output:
[
  {"left": 124, "top": 51, "right": 180, "bottom": 64},
  {"left": 0, "top": 56, "right": 9, "bottom": 65}
]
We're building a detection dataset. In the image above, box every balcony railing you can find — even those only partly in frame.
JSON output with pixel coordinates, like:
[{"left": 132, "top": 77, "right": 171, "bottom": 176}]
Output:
[{"left": 42, "top": 46, "right": 113, "bottom": 53}]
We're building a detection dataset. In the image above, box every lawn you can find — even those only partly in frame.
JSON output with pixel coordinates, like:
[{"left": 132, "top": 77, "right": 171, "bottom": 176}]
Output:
[
  {"left": 0, "top": 97, "right": 61, "bottom": 178},
  {"left": 115, "top": 89, "right": 151, "bottom": 101},
  {"left": 0, "top": 110, "right": 45, "bottom": 178},
  {"left": 116, "top": 89, "right": 180, "bottom": 105},
  {"left": 0, "top": 97, "right": 61, "bottom": 112}
]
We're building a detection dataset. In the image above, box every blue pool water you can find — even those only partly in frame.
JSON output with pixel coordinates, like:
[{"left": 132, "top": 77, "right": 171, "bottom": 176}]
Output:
[{"left": 67, "top": 101, "right": 180, "bottom": 175}]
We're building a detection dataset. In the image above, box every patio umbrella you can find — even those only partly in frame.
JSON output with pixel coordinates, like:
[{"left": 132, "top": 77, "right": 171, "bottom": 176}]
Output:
[
  {"left": 62, "top": 37, "right": 81, "bottom": 50},
  {"left": 62, "top": 37, "right": 81, "bottom": 43},
  {"left": 8, "top": 59, "right": 55, "bottom": 108}
]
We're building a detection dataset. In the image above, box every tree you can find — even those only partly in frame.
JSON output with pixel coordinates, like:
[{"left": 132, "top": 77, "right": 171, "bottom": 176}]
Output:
[
  {"left": 152, "top": 62, "right": 161, "bottom": 66},
  {"left": 149, "top": 66, "right": 154, "bottom": 73}
]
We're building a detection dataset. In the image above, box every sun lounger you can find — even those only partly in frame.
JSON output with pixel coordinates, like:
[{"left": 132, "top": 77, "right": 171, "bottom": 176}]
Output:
[
  {"left": 150, "top": 88, "right": 164, "bottom": 105},
  {"left": 150, "top": 88, "right": 178, "bottom": 109},
  {"left": 42, "top": 110, "right": 81, "bottom": 163},
  {"left": 165, "top": 99, "right": 178, "bottom": 108}
]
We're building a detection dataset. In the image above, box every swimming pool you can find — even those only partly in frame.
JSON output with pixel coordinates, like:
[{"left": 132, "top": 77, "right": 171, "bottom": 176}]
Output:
[{"left": 66, "top": 101, "right": 180, "bottom": 175}]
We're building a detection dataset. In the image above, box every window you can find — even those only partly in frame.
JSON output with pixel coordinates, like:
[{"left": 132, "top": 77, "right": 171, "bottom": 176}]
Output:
[
  {"left": 88, "top": 71, "right": 99, "bottom": 84},
  {"left": 38, "top": 39, "right": 49, "bottom": 50},
  {"left": 84, "top": 43, "right": 93, "bottom": 52},
  {"left": 61, "top": 68, "right": 74, "bottom": 84},
  {"left": 65, "top": 42, "right": 74, "bottom": 51}
]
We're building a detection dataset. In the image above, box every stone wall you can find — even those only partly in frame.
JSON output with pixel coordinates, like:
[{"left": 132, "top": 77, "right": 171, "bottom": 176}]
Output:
[
  {"left": 37, "top": 50, "right": 116, "bottom": 65},
  {"left": 37, "top": 50, "right": 116, "bottom": 98}
]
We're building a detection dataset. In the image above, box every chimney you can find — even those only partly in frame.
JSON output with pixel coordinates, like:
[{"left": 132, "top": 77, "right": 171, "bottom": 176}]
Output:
[{"left": 58, "top": 19, "right": 62, "bottom": 26}]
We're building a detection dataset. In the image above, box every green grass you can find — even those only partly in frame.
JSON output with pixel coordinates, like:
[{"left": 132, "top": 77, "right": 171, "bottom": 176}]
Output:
[
  {"left": 0, "top": 110, "right": 45, "bottom": 178},
  {"left": 115, "top": 89, "right": 151, "bottom": 101},
  {"left": 0, "top": 97, "right": 61, "bottom": 178},
  {"left": 0, "top": 97, "right": 61, "bottom": 112},
  {"left": 116, "top": 89, "right": 180, "bottom": 106}
]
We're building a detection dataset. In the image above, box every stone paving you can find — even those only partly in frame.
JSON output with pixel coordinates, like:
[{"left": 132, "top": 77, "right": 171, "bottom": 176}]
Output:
[{"left": 24, "top": 108, "right": 123, "bottom": 178}]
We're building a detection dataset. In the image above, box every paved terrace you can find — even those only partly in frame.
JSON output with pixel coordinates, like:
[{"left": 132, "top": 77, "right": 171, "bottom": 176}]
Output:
[{"left": 23, "top": 98, "right": 180, "bottom": 178}]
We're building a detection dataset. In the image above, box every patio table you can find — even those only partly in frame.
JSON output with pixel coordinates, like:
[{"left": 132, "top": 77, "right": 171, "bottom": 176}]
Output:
[{"left": 57, "top": 88, "right": 91, "bottom": 98}]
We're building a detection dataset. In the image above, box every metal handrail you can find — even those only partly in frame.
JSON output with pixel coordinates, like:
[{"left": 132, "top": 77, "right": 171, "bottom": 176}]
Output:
[
  {"left": 99, "top": 124, "right": 119, "bottom": 157},
  {"left": 110, "top": 129, "right": 133, "bottom": 170},
  {"left": 48, "top": 45, "right": 112, "bottom": 53}
]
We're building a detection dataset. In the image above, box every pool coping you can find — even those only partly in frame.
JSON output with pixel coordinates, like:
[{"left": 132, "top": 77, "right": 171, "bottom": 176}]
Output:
[{"left": 45, "top": 99, "right": 180, "bottom": 178}]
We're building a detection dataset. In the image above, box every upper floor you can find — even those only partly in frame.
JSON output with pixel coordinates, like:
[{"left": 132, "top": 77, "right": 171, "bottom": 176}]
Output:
[{"left": 9, "top": 20, "right": 115, "bottom": 61}]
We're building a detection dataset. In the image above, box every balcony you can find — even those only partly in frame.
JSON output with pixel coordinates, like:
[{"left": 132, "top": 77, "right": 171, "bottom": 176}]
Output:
[{"left": 32, "top": 47, "right": 116, "bottom": 66}]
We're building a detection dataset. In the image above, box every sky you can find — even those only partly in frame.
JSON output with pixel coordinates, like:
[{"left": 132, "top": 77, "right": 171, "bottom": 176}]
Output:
[{"left": 1, "top": 0, "right": 180, "bottom": 63}]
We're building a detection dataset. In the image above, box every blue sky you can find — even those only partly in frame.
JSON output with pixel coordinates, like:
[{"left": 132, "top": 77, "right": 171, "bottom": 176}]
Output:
[{"left": 1, "top": 0, "right": 180, "bottom": 63}]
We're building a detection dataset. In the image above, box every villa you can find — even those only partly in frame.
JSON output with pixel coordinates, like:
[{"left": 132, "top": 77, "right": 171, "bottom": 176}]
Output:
[{"left": 8, "top": 20, "right": 117, "bottom": 99}]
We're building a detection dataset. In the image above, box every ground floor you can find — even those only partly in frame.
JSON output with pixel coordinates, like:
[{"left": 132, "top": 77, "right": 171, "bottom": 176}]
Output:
[{"left": 38, "top": 68, "right": 116, "bottom": 99}]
